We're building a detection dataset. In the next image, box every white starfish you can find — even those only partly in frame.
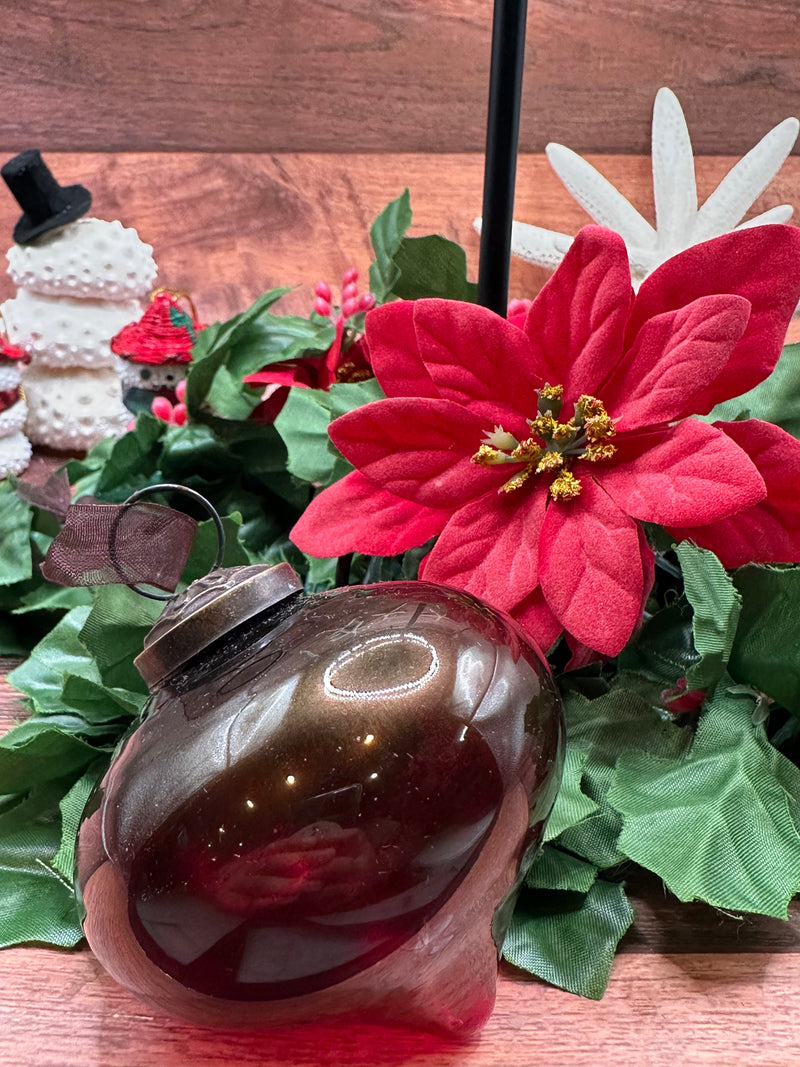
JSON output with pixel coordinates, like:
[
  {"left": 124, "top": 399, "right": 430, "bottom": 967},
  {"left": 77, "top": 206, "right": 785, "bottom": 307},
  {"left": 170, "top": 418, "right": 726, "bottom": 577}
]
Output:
[{"left": 476, "top": 87, "right": 799, "bottom": 289}]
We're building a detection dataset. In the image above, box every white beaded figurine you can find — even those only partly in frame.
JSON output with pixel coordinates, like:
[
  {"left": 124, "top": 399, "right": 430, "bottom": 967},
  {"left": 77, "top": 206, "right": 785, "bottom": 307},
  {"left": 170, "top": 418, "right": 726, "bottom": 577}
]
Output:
[{"left": 0, "top": 150, "right": 158, "bottom": 452}]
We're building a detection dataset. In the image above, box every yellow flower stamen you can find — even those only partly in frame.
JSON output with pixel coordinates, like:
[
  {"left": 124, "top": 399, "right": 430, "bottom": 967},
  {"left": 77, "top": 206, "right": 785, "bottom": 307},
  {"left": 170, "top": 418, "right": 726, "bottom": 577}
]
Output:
[
  {"left": 472, "top": 387, "right": 616, "bottom": 502},
  {"left": 535, "top": 450, "right": 565, "bottom": 474},
  {"left": 528, "top": 412, "right": 557, "bottom": 438},
  {"left": 550, "top": 470, "right": 582, "bottom": 500},
  {"left": 500, "top": 467, "right": 533, "bottom": 493}
]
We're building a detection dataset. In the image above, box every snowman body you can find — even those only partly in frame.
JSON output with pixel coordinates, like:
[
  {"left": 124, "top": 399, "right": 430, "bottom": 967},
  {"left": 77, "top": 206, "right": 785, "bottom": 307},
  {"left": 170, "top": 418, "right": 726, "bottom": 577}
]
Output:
[{"left": 2, "top": 218, "right": 157, "bottom": 450}]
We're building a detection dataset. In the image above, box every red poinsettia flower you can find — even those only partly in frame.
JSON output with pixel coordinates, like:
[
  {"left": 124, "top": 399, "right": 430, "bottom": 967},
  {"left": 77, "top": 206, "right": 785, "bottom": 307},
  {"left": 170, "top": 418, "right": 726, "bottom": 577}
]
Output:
[{"left": 292, "top": 225, "right": 800, "bottom": 656}]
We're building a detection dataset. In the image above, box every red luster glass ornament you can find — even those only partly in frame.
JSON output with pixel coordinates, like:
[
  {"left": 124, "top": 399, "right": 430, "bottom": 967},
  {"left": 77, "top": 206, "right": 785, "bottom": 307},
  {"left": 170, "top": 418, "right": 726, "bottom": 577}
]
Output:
[{"left": 77, "top": 564, "right": 563, "bottom": 1038}]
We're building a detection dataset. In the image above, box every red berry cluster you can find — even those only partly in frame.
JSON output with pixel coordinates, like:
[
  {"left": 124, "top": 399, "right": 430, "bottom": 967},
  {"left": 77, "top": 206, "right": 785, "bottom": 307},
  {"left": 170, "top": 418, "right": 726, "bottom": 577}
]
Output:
[
  {"left": 151, "top": 379, "right": 187, "bottom": 425},
  {"left": 313, "top": 268, "right": 376, "bottom": 323}
]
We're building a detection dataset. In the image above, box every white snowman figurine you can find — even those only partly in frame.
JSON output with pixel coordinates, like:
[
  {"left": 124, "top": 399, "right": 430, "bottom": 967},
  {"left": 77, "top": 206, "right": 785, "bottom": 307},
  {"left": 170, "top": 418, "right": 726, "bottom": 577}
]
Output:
[{"left": 0, "top": 150, "right": 157, "bottom": 452}]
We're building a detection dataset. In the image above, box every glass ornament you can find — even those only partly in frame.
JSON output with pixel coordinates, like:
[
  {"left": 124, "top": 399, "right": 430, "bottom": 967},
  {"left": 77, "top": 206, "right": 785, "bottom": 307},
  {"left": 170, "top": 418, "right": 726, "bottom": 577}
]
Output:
[{"left": 77, "top": 563, "right": 563, "bottom": 1038}]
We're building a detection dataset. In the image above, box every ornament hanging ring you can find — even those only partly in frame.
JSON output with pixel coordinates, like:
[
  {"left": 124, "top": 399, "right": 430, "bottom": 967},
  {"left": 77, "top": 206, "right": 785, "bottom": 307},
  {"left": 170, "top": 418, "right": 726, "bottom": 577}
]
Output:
[{"left": 110, "top": 483, "right": 226, "bottom": 601}]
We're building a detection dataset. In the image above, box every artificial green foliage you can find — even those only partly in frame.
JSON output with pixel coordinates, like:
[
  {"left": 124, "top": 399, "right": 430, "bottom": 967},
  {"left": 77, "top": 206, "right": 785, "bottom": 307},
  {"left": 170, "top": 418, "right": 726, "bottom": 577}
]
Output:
[
  {"left": 275, "top": 379, "right": 384, "bottom": 486},
  {"left": 542, "top": 745, "right": 599, "bottom": 841},
  {"left": 526, "top": 845, "right": 598, "bottom": 893},
  {"left": 503, "top": 878, "right": 634, "bottom": 1000},
  {"left": 391, "top": 234, "right": 479, "bottom": 302},
  {"left": 184, "top": 287, "right": 288, "bottom": 419},
  {"left": 0, "top": 781, "right": 85, "bottom": 948},
  {"left": 609, "top": 685, "right": 800, "bottom": 916},
  {"left": 729, "top": 565, "right": 800, "bottom": 715},
  {"left": 617, "top": 595, "right": 698, "bottom": 686},
  {"left": 676, "top": 542, "right": 741, "bottom": 690},
  {"left": 368, "top": 189, "right": 412, "bottom": 302},
  {"left": 0, "top": 482, "right": 33, "bottom": 587}
]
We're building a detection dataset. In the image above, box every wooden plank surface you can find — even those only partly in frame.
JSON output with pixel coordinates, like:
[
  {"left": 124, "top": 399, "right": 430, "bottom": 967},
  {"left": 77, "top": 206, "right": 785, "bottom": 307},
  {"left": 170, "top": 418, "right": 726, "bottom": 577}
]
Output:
[
  {"left": 0, "top": 150, "right": 797, "bottom": 325},
  {"left": 0, "top": 948, "right": 798, "bottom": 1067},
  {"left": 0, "top": 0, "right": 798, "bottom": 155}
]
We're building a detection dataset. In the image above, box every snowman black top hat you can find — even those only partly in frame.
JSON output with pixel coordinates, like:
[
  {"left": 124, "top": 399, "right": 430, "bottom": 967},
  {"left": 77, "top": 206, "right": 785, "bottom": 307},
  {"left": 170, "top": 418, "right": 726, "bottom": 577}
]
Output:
[{"left": 1, "top": 149, "right": 91, "bottom": 245}]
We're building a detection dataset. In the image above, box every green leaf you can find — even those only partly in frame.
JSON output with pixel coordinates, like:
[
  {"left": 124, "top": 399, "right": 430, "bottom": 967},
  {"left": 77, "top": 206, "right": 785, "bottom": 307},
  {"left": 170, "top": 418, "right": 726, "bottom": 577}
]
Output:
[
  {"left": 60, "top": 674, "right": 145, "bottom": 721},
  {"left": 391, "top": 234, "right": 479, "bottom": 302},
  {"left": 92, "top": 414, "right": 168, "bottom": 499},
  {"left": 729, "top": 565, "right": 800, "bottom": 714},
  {"left": 181, "top": 513, "right": 251, "bottom": 582},
  {"left": 608, "top": 684, "right": 800, "bottom": 916},
  {"left": 504, "top": 879, "right": 634, "bottom": 1000},
  {"left": 185, "top": 288, "right": 289, "bottom": 418},
  {"left": 369, "top": 190, "right": 412, "bottom": 301},
  {"left": 554, "top": 687, "right": 691, "bottom": 869},
  {"left": 12, "top": 584, "right": 93, "bottom": 616},
  {"left": 676, "top": 542, "right": 741, "bottom": 690},
  {"left": 526, "top": 845, "right": 598, "bottom": 893},
  {"left": 7, "top": 606, "right": 96, "bottom": 715},
  {"left": 0, "top": 726, "right": 100, "bottom": 795},
  {"left": 205, "top": 314, "right": 337, "bottom": 420},
  {"left": 76, "top": 587, "right": 161, "bottom": 694},
  {"left": 274, "top": 380, "right": 383, "bottom": 487},
  {"left": 705, "top": 342, "right": 800, "bottom": 439},
  {"left": 0, "top": 483, "right": 33, "bottom": 586},
  {"left": 617, "top": 597, "right": 699, "bottom": 686},
  {"left": 52, "top": 762, "right": 105, "bottom": 882},
  {"left": 544, "top": 745, "right": 600, "bottom": 841},
  {"left": 0, "top": 786, "right": 83, "bottom": 947}
]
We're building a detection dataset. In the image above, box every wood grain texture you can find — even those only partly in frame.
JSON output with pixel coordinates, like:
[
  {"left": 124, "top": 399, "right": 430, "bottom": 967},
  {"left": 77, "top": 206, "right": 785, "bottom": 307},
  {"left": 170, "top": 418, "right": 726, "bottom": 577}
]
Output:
[
  {"left": 0, "top": 150, "right": 797, "bottom": 325},
  {"left": 0, "top": 1, "right": 798, "bottom": 154},
  {"left": 0, "top": 947, "right": 798, "bottom": 1067}
]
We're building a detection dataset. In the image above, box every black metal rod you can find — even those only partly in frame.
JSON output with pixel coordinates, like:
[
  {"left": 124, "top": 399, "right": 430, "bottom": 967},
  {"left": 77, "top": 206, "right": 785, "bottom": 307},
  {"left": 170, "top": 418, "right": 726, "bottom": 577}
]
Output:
[{"left": 477, "top": 0, "right": 528, "bottom": 315}]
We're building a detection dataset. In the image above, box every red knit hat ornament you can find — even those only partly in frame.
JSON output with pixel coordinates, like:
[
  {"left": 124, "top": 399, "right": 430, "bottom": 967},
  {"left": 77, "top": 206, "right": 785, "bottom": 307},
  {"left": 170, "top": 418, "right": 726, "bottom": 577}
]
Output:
[{"left": 111, "top": 290, "right": 202, "bottom": 367}]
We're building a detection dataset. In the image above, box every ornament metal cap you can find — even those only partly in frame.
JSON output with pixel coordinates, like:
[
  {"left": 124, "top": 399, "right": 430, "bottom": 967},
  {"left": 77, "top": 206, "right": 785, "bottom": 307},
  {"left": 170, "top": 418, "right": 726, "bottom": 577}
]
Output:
[
  {"left": 1, "top": 149, "right": 92, "bottom": 245},
  {"left": 134, "top": 562, "right": 304, "bottom": 688}
]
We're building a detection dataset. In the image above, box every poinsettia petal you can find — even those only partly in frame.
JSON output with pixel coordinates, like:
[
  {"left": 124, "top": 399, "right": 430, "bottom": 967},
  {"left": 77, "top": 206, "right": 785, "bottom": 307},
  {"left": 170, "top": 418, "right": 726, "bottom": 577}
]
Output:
[
  {"left": 412, "top": 299, "right": 541, "bottom": 424},
  {"left": 421, "top": 483, "right": 548, "bottom": 611},
  {"left": 538, "top": 476, "right": 644, "bottom": 656},
  {"left": 290, "top": 471, "right": 451, "bottom": 558},
  {"left": 364, "top": 301, "right": 440, "bottom": 399},
  {"left": 522, "top": 225, "right": 634, "bottom": 403},
  {"left": 667, "top": 419, "right": 800, "bottom": 567},
  {"left": 329, "top": 397, "right": 506, "bottom": 509},
  {"left": 244, "top": 362, "right": 316, "bottom": 389},
  {"left": 601, "top": 295, "right": 751, "bottom": 430},
  {"left": 594, "top": 418, "right": 766, "bottom": 526},
  {"left": 560, "top": 526, "right": 653, "bottom": 670},
  {"left": 509, "top": 586, "right": 563, "bottom": 655},
  {"left": 319, "top": 318, "right": 345, "bottom": 388},
  {"left": 628, "top": 225, "right": 800, "bottom": 411}
]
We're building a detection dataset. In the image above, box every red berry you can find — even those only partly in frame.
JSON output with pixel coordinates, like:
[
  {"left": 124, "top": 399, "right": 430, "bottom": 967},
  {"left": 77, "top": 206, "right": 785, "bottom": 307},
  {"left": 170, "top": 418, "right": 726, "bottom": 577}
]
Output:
[
  {"left": 171, "top": 403, "right": 188, "bottom": 426},
  {"left": 314, "top": 296, "right": 332, "bottom": 317},
  {"left": 314, "top": 281, "right": 333, "bottom": 303},
  {"left": 342, "top": 281, "right": 358, "bottom": 301},
  {"left": 358, "top": 293, "right": 376, "bottom": 312},
  {"left": 342, "top": 298, "right": 359, "bottom": 318},
  {"left": 175, "top": 379, "right": 187, "bottom": 402},
  {"left": 342, "top": 267, "right": 359, "bottom": 285},
  {"left": 151, "top": 396, "right": 173, "bottom": 421}
]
